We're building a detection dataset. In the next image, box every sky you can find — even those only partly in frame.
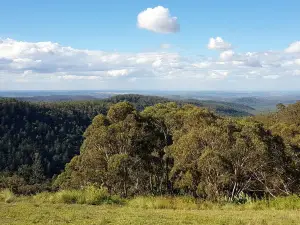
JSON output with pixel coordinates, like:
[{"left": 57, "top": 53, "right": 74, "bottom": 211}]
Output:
[{"left": 0, "top": 0, "right": 300, "bottom": 91}]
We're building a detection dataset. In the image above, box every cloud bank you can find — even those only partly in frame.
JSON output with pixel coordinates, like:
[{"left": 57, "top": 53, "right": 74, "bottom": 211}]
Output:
[{"left": 0, "top": 38, "right": 300, "bottom": 90}]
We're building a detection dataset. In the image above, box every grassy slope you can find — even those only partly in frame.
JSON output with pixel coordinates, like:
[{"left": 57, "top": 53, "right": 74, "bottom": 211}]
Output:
[{"left": 1, "top": 202, "right": 300, "bottom": 225}]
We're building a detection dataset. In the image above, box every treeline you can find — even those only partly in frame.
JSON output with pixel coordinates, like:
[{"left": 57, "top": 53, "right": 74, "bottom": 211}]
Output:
[{"left": 55, "top": 102, "right": 300, "bottom": 200}]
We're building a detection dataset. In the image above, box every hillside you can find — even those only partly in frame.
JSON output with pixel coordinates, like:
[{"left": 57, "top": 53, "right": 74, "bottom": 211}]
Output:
[
  {"left": 17, "top": 94, "right": 254, "bottom": 116},
  {"left": 2, "top": 95, "right": 299, "bottom": 195},
  {"left": 0, "top": 98, "right": 107, "bottom": 191},
  {"left": 232, "top": 96, "right": 300, "bottom": 112},
  {"left": 0, "top": 94, "right": 251, "bottom": 192},
  {"left": 254, "top": 101, "right": 300, "bottom": 148}
]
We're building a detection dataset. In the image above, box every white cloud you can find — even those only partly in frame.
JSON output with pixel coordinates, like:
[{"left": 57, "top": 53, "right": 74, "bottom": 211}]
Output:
[
  {"left": 193, "top": 62, "right": 211, "bottom": 68},
  {"left": 208, "top": 37, "right": 232, "bottom": 51},
  {"left": 1, "top": 38, "right": 300, "bottom": 90},
  {"left": 152, "top": 59, "right": 162, "bottom": 68},
  {"left": 137, "top": 6, "right": 180, "bottom": 33},
  {"left": 58, "top": 75, "right": 99, "bottom": 80},
  {"left": 107, "top": 69, "right": 130, "bottom": 77},
  {"left": 220, "top": 50, "right": 235, "bottom": 61},
  {"left": 23, "top": 70, "right": 33, "bottom": 75},
  {"left": 209, "top": 70, "right": 229, "bottom": 79},
  {"left": 245, "top": 58, "right": 262, "bottom": 67},
  {"left": 285, "top": 41, "right": 300, "bottom": 53},
  {"left": 11, "top": 58, "right": 42, "bottom": 69}
]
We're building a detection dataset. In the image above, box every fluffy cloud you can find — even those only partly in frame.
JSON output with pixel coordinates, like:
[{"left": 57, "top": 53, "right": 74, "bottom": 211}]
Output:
[
  {"left": 208, "top": 37, "right": 232, "bottom": 51},
  {"left": 137, "top": 6, "right": 180, "bottom": 33},
  {"left": 1, "top": 38, "right": 300, "bottom": 89},
  {"left": 285, "top": 41, "right": 300, "bottom": 53},
  {"left": 220, "top": 50, "right": 235, "bottom": 61}
]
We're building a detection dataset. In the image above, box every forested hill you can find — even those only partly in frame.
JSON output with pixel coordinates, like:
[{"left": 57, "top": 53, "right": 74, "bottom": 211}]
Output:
[
  {"left": 0, "top": 96, "right": 299, "bottom": 196},
  {"left": 254, "top": 101, "right": 300, "bottom": 149},
  {"left": 0, "top": 94, "right": 252, "bottom": 193},
  {"left": 17, "top": 94, "right": 254, "bottom": 116},
  {"left": 0, "top": 98, "right": 107, "bottom": 189}
]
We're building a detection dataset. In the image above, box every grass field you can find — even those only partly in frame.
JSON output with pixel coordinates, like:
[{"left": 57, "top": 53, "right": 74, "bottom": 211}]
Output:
[
  {"left": 1, "top": 189, "right": 300, "bottom": 225},
  {"left": 1, "top": 201, "right": 300, "bottom": 225}
]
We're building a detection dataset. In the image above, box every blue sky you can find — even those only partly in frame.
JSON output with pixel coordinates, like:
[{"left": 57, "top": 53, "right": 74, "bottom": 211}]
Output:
[{"left": 0, "top": 0, "right": 300, "bottom": 90}]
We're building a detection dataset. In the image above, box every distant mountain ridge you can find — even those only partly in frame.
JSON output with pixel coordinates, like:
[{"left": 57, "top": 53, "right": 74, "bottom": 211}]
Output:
[{"left": 15, "top": 94, "right": 254, "bottom": 116}]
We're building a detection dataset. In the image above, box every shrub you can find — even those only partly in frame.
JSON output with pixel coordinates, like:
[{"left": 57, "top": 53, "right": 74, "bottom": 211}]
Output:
[
  {"left": 0, "top": 189, "right": 16, "bottom": 203},
  {"left": 128, "top": 196, "right": 202, "bottom": 210},
  {"left": 34, "top": 186, "right": 123, "bottom": 205},
  {"left": 245, "top": 195, "right": 300, "bottom": 210}
]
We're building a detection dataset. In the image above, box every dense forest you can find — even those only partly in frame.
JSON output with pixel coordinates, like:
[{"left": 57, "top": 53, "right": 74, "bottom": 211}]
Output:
[
  {"left": 0, "top": 95, "right": 299, "bottom": 200},
  {"left": 0, "top": 98, "right": 108, "bottom": 193},
  {"left": 0, "top": 94, "right": 250, "bottom": 193},
  {"left": 55, "top": 102, "right": 300, "bottom": 200}
]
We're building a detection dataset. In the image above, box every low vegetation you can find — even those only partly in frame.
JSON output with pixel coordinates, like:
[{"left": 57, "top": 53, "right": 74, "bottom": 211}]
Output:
[
  {"left": 33, "top": 186, "right": 123, "bottom": 205},
  {"left": 0, "top": 189, "right": 16, "bottom": 203},
  {"left": 1, "top": 191, "right": 300, "bottom": 225}
]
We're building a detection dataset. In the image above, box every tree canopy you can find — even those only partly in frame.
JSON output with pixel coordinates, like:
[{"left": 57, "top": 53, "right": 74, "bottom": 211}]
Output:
[
  {"left": 1, "top": 97, "right": 299, "bottom": 199},
  {"left": 56, "top": 102, "right": 300, "bottom": 200}
]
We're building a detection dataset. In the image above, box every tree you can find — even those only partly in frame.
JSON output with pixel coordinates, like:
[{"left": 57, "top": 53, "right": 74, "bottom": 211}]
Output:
[
  {"left": 57, "top": 102, "right": 165, "bottom": 196},
  {"left": 170, "top": 108, "right": 293, "bottom": 200}
]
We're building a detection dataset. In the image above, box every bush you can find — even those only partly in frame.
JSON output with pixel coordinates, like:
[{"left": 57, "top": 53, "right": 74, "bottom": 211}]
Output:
[
  {"left": 0, "top": 189, "right": 16, "bottom": 203},
  {"left": 34, "top": 186, "right": 123, "bottom": 205},
  {"left": 245, "top": 195, "right": 300, "bottom": 210},
  {"left": 128, "top": 196, "right": 204, "bottom": 210},
  {"left": 128, "top": 195, "right": 300, "bottom": 210}
]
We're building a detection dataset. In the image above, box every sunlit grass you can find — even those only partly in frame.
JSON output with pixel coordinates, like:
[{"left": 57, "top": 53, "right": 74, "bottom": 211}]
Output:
[
  {"left": 34, "top": 186, "right": 123, "bottom": 205},
  {"left": 1, "top": 201, "right": 300, "bottom": 225},
  {"left": 1, "top": 189, "right": 300, "bottom": 224}
]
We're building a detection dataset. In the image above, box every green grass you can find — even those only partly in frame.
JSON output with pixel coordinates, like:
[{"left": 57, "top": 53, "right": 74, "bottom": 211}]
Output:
[
  {"left": 1, "top": 202, "right": 300, "bottom": 225},
  {"left": 1, "top": 189, "right": 300, "bottom": 224},
  {"left": 33, "top": 186, "right": 123, "bottom": 205}
]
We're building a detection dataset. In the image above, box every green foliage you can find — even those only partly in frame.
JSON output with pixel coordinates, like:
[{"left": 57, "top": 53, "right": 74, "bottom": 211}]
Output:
[
  {"left": 57, "top": 102, "right": 299, "bottom": 200},
  {"left": 128, "top": 195, "right": 300, "bottom": 211},
  {"left": 1, "top": 96, "right": 300, "bottom": 202},
  {"left": 107, "top": 101, "right": 136, "bottom": 122},
  {"left": 0, "top": 98, "right": 107, "bottom": 190},
  {"left": 254, "top": 101, "right": 300, "bottom": 192},
  {"left": 0, "top": 94, "right": 251, "bottom": 194},
  {"left": 58, "top": 102, "right": 166, "bottom": 197},
  {"left": 0, "top": 189, "right": 16, "bottom": 203},
  {"left": 34, "top": 186, "right": 123, "bottom": 205},
  {"left": 255, "top": 101, "right": 300, "bottom": 148},
  {"left": 128, "top": 196, "right": 200, "bottom": 210}
]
